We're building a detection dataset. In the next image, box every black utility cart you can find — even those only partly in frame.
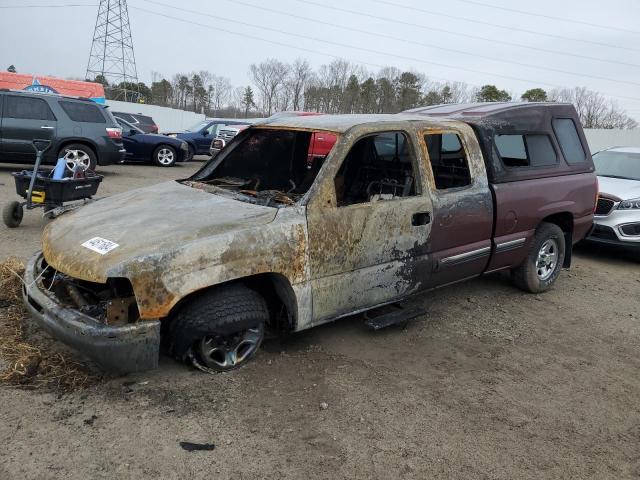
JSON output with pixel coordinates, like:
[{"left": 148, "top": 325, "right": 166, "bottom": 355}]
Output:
[{"left": 2, "top": 140, "right": 103, "bottom": 228}]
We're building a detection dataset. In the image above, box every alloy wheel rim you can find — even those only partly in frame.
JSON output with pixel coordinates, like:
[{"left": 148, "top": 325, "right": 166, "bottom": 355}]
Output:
[
  {"left": 536, "top": 238, "right": 558, "bottom": 281},
  {"left": 196, "top": 324, "right": 264, "bottom": 370},
  {"left": 157, "top": 148, "right": 174, "bottom": 165},
  {"left": 63, "top": 150, "right": 91, "bottom": 171}
]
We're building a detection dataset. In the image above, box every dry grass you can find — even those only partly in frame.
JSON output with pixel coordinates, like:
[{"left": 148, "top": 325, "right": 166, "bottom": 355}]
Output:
[{"left": 0, "top": 257, "right": 100, "bottom": 391}]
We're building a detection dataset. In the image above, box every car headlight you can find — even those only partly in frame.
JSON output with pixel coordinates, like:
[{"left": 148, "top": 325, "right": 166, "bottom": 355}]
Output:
[
  {"left": 168, "top": 133, "right": 177, "bottom": 138},
  {"left": 618, "top": 198, "right": 640, "bottom": 210}
]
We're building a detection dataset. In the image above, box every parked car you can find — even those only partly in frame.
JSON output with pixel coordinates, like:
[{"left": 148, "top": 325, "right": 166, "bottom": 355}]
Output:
[
  {"left": 0, "top": 89, "right": 125, "bottom": 170},
  {"left": 23, "top": 103, "right": 597, "bottom": 374},
  {"left": 209, "top": 113, "right": 321, "bottom": 156},
  {"left": 164, "top": 119, "right": 253, "bottom": 160},
  {"left": 209, "top": 124, "right": 250, "bottom": 157},
  {"left": 112, "top": 111, "right": 159, "bottom": 134},
  {"left": 586, "top": 147, "right": 640, "bottom": 253},
  {"left": 114, "top": 116, "right": 188, "bottom": 167}
]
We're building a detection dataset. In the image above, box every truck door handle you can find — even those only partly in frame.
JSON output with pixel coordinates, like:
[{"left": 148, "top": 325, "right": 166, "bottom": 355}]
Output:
[
  {"left": 40, "top": 126, "right": 54, "bottom": 130},
  {"left": 412, "top": 212, "right": 431, "bottom": 226}
]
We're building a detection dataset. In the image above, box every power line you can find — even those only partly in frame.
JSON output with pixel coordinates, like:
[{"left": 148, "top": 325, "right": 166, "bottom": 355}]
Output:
[
  {"left": 227, "top": 0, "right": 640, "bottom": 86},
  {"left": 293, "top": 0, "right": 640, "bottom": 55},
  {"left": 452, "top": 0, "right": 640, "bottom": 36},
  {"left": 0, "top": 3, "right": 97, "bottom": 7},
  {"left": 131, "top": 2, "right": 640, "bottom": 104},
  {"left": 371, "top": 0, "right": 636, "bottom": 53}
]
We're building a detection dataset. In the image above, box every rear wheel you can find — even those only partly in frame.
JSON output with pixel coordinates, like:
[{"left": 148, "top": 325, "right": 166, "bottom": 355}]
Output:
[
  {"left": 169, "top": 284, "right": 269, "bottom": 373},
  {"left": 59, "top": 143, "right": 97, "bottom": 171},
  {"left": 2, "top": 201, "right": 23, "bottom": 228},
  {"left": 153, "top": 145, "right": 177, "bottom": 167},
  {"left": 512, "top": 222, "right": 566, "bottom": 293}
]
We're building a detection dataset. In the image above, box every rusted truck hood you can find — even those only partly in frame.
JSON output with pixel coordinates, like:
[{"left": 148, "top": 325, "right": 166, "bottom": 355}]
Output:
[{"left": 42, "top": 181, "right": 278, "bottom": 282}]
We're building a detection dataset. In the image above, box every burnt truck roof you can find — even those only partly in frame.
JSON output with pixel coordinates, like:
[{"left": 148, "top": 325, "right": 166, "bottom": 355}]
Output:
[{"left": 262, "top": 102, "right": 593, "bottom": 184}]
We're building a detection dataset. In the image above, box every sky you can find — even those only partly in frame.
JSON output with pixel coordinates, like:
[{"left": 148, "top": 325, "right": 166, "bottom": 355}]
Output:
[{"left": 1, "top": 0, "right": 639, "bottom": 118}]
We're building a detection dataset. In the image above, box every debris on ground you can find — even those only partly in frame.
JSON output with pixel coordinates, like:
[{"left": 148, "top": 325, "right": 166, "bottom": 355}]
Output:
[
  {"left": 0, "top": 257, "right": 99, "bottom": 392},
  {"left": 179, "top": 441, "right": 216, "bottom": 452}
]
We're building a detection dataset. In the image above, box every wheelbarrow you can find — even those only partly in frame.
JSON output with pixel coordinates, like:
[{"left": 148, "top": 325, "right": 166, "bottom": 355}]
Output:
[{"left": 2, "top": 140, "right": 103, "bottom": 228}]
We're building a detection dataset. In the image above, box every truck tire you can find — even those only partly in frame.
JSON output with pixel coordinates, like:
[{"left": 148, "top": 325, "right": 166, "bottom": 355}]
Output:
[
  {"left": 152, "top": 145, "right": 177, "bottom": 167},
  {"left": 3, "top": 201, "right": 23, "bottom": 228},
  {"left": 169, "top": 283, "right": 269, "bottom": 373},
  {"left": 59, "top": 144, "right": 97, "bottom": 171},
  {"left": 512, "top": 222, "right": 566, "bottom": 293}
]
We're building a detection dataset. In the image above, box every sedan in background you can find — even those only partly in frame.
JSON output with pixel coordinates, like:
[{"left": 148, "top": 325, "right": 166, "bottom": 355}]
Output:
[
  {"left": 587, "top": 147, "right": 640, "bottom": 254},
  {"left": 115, "top": 117, "right": 188, "bottom": 167}
]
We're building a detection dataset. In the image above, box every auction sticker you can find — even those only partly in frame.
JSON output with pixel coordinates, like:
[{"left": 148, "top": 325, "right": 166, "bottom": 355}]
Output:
[{"left": 82, "top": 237, "right": 119, "bottom": 255}]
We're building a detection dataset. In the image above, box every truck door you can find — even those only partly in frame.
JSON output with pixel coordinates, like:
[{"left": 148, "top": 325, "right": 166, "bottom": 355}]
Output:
[
  {"left": 306, "top": 128, "right": 433, "bottom": 324},
  {"left": 420, "top": 127, "right": 494, "bottom": 287},
  {"left": 2, "top": 95, "right": 57, "bottom": 160}
]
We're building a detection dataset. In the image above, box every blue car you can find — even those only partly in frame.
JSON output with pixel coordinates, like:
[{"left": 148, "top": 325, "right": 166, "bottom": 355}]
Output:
[
  {"left": 115, "top": 117, "right": 189, "bottom": 167},
  {"left": 164, "top": 119, "right": 250, "bottom": 160}
]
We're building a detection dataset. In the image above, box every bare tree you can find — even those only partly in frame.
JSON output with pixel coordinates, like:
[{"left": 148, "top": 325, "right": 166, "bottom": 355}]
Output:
[
  {"left": 286, "top": 59, "right": 312, "bottom": 111},
  {"left": 210, "top": 75, "right": 232, "bottom": 114},
  {"left": 249, "top": 59, "right": 289, "bottom": 115},
  {"left": 550, "top": 87, "right": 637, "bottom": 129}
]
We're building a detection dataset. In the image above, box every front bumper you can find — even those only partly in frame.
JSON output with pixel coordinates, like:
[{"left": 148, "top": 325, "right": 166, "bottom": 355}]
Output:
[
  {"left": 22, "top": 252, "right": 161, "bottom": 373},
  {"left": 586, "top": 208, "right": 640, "bottom": 249}
]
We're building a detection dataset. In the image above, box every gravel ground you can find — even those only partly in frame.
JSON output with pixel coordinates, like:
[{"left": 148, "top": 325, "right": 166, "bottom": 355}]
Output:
[{"left": 0, "top": 160, "right": 639, "bottom": 479}]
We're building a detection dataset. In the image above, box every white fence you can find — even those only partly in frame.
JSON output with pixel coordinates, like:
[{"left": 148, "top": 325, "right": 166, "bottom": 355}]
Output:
[
  {"left": 105, "top": 100, "right": 205, "bottom": 132},
  {"left": 583, "top": 129, "right": 640, "bottom": 153}
]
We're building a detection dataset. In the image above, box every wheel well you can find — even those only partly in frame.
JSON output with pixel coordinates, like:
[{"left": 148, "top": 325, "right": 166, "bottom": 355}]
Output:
[
  {"left": 165, "top": 274, "right": 297, "bottom": 331},
  {"left": 540, "top": 212, "right": 573, "bottom": 267},
  {"left": 57, "top": 140, "right": 97, "bottom": 157}
]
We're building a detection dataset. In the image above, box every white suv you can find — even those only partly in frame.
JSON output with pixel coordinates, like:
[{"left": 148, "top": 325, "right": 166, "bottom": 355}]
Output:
[{"left": 588, "top": 147, "right": 640, "bottom": 251}]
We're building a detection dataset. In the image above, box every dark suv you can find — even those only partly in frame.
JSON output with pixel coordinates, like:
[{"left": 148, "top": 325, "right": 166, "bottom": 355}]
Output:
[
  {"left": 112, "top": 112, "right": 158, "bottom": 134},
  {"left": 0, "top": 90, "right": 125, "bottom": 170}
]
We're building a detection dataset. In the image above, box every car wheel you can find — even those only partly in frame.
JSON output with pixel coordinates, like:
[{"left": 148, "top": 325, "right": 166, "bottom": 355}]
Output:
[
  {"left": 2, "top": 201, "right": 23, "bottom": 228},
  {"left": 153, "top": 145, "right": 177, "bottom": 167},
  {"left": 169, "top": 284, "right": 269, "bottom": 373},
  {"left": 59, "top": 144, "right": 97, "bottom": 171},
  {"left": 512, "top": 222, "right": 566, "bottom": 293}
]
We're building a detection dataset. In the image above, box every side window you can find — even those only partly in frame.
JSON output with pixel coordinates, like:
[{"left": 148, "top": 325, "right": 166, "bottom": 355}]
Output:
[
  {"left": 335, "top": 131, "right": 417, "bottom": 207},
  {"left": 205, "top": 123, "right": 219, "bottom": 135},
  {"left": 495, "top": 134, "right": 557, "bottom": 168},
  {"left": 5, "top": 96, "right": 55, "bottom": 121},
  {"left": 59, "top": 101, "right": 105, "bottom": 123},
  {"left": 424, "top": 133, "right": 471, "bottom": 189},
  {"left": 552, "top": 118, "right": 586, "bottom": 164}
]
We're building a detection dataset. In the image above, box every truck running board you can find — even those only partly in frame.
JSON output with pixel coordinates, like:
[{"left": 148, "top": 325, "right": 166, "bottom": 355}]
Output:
[{"left": 363, "top": 303, "right": 426, "bottom": 331}]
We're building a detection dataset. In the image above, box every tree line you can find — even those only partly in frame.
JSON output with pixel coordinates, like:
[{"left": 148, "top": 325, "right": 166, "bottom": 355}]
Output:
[{"left": 62, "top": 57, "right": 636, "bottom": 129}]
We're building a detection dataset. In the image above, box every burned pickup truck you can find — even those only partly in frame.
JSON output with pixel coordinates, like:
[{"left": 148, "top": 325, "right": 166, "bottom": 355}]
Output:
[{"left": 23, "top": 102, "right": 597, "bottom": 373}]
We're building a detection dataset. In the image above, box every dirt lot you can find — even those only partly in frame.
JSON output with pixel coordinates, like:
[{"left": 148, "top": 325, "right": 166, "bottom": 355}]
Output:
[{"left": 0, "top": 160, "right": 639, "bottom": 479}]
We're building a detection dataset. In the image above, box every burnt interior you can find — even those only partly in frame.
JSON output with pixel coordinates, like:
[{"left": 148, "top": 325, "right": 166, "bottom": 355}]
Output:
[
  {"left": 185, "top": 129, "right": 326, "bottom": 207},
  {"left": 335, "top": 132, "right": 416, "bottom": 206},
  {"left": 39, "top": 260, "right": 139, "bottom": 325}
]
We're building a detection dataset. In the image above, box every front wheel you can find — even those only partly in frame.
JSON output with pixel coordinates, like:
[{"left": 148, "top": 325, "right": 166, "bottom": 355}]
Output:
[
  {"left": 153, "top": 145, "right": 177, "bottom": 167},
  {"left": 2, "top": 201, "right": 23, "bottom": 228},
  {"left": 169, "top": 284, "right": 269, "bottom": 372},
  {"left": 512, "top": 222, "right": 566, "bottom": 293}
]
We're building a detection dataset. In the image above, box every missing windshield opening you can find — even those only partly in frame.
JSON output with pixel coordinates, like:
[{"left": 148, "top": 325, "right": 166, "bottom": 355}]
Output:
[{"left": 186, "top": 129, "right": 334, "bottom": 207}]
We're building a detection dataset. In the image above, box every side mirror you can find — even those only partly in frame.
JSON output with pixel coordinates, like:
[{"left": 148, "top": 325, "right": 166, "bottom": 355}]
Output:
[
  {"left": 202, "top": 130, "right": 209, "bottom": 136},
  {"left": 129, "top": 129, "right": 137, "bottom": 136}
]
